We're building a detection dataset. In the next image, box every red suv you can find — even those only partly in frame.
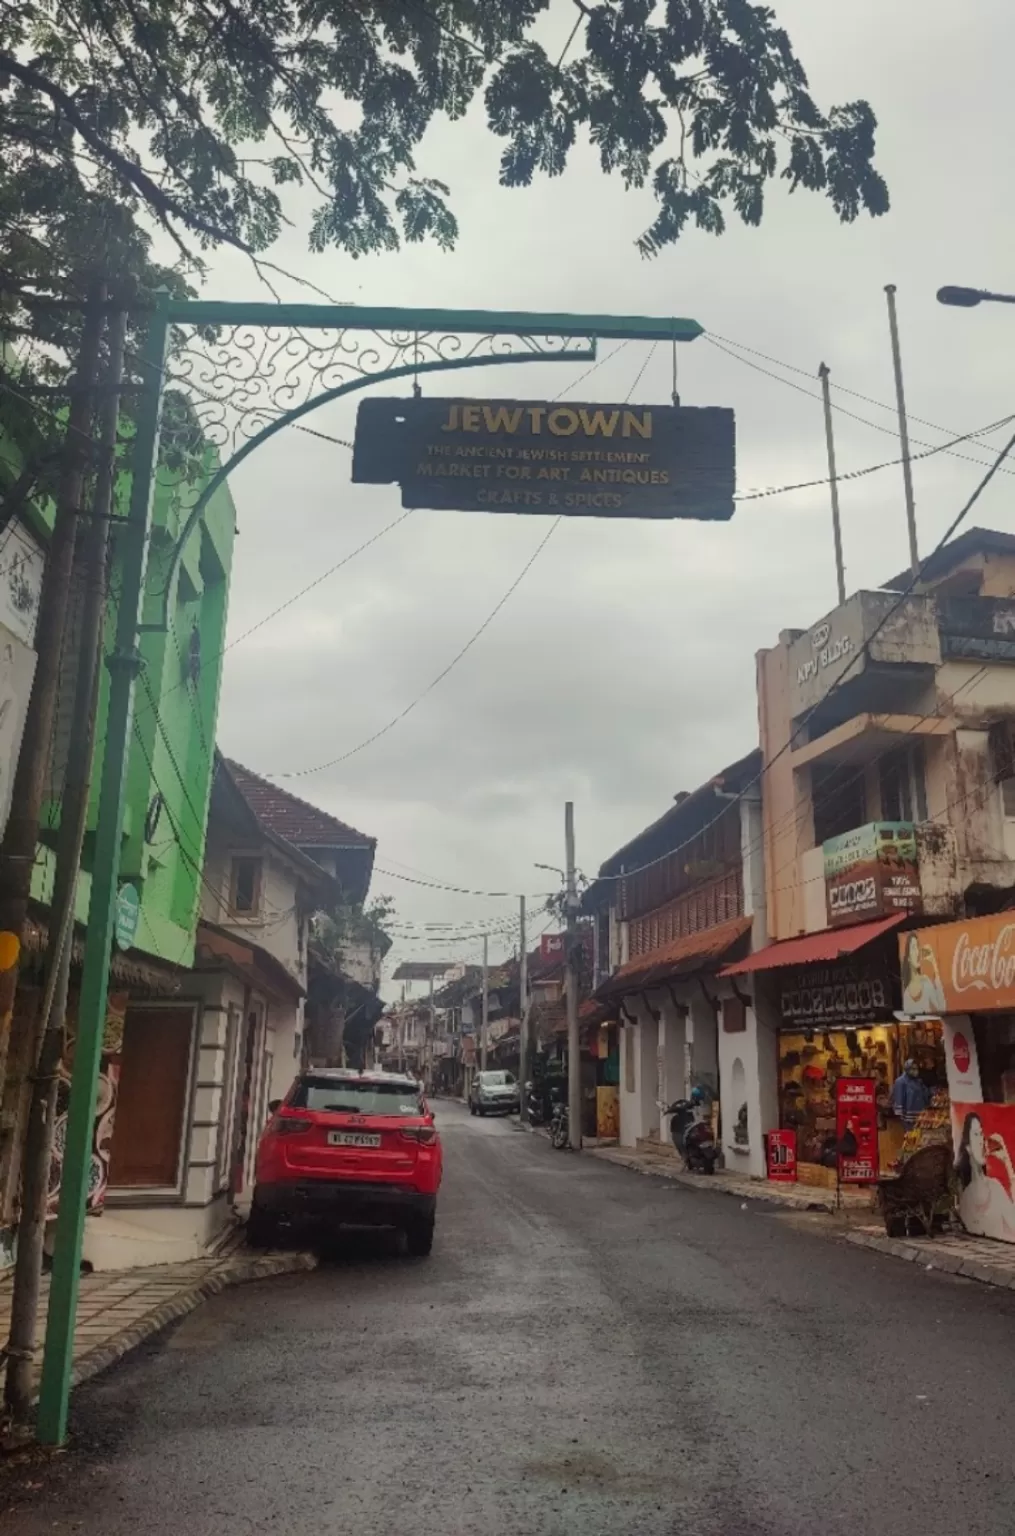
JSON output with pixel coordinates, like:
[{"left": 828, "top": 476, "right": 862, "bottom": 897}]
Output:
[{"left": 249, "top": 1069, "right": 442, "bottom": 1256}]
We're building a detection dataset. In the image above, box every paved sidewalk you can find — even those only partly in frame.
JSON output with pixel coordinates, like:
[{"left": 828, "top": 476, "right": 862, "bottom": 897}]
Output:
[
  {"left": 847, "top": 1225, "right": 1015, "bottom": 1290},
  {"left": 0, "top": 1243, "right": 316, "bottom": 1412},
  {"left": 592, "top": 1144, "right": 1015, "bottom": 1291},
  {"left": 588, "top": 1143, "right": 874, "bottom": 1216}
]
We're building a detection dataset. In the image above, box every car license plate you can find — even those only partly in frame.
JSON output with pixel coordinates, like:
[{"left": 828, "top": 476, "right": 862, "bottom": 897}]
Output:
[{"left": 328, "top": 1131, "right": 381, "bottom": 1148}]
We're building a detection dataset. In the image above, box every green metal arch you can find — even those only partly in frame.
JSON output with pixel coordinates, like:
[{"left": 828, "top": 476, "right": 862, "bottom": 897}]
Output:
[{"left": 144, "top": 341, "right": 594, "bottom": 633}]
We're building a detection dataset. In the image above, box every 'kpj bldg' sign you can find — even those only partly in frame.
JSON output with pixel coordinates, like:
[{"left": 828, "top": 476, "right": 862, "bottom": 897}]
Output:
[{"left": 352, "top": 397, "right": 736, "bottom": 520}]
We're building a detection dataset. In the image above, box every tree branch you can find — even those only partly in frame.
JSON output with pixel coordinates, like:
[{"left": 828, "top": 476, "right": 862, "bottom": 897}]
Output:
[{"left": 0, "top": 50, "right": 253, "bottom": 254}]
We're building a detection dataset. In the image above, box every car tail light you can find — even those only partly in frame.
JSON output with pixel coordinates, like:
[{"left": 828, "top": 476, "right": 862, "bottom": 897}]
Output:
[
  {"left": 272, "top": 1116, "right": 312, "bottom": 1136},
  {"left": 400, "top": 1126, "right": 437, "bottom": 1145}
]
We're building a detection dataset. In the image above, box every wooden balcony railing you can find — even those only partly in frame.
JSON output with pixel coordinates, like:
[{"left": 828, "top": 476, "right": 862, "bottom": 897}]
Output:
[{"left": 628, "top": 868, "right": 744, "bottom": 960}]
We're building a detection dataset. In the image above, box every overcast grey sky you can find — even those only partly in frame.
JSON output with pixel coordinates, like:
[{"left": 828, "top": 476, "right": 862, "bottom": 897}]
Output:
[{"left": 193, "top": 0, "right": 1012, "bottom": 990}]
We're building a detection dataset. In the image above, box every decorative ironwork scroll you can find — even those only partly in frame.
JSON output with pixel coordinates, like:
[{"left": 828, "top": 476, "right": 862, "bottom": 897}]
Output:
[{"left": 164, "top": 324, "right": 596, "bottom": 463}]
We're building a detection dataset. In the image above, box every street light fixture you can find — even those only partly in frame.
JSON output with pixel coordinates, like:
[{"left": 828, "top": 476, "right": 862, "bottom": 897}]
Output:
[{"left": 937, "top": 285, "right": 1015, "bottom": 308}]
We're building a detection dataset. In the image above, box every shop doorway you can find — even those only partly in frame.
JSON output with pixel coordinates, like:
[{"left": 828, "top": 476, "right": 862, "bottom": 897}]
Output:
[{"left": 108, "top": 1007, "right": 196, "bottom": 1189}]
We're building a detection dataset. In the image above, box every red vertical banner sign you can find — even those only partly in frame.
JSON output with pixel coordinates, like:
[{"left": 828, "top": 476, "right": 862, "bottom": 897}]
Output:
[
  {"left": 766, "top": 1129, "right": 798, "bottom": 1182},
  {"left": 835, "top": 1077, "right": 880, "bottom": 1183}
]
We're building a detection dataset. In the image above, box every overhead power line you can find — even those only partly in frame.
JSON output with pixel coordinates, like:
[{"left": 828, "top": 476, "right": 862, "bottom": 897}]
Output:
[
  {"left": 373, "top": 864, "right": 552, "bottom": 900},
  {"left": 705, "top": 332, "right": 1015, "bottom": 479},
  {"left": 271, "top": 515, "right": 564, "bottom": 779},
  {"left": 588, "top": 425, "right": 1015, "bottom": 886}
]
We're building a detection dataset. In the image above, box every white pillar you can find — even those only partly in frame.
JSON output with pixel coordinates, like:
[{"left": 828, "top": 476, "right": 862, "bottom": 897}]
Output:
[{"left": 650, "top": 989, "right": 687, "bottom": 1143}]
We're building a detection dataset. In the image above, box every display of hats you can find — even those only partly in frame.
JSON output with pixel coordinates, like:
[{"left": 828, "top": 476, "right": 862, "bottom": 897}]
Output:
[
  {"left": 783, "top": 1050, "right": 801, "bottom": 1067},
  {"left": 803, "top": 1064, "right": 825, "bottom": 1081},
  {"left": 783, "top": 1081, "right": 804, "bottom": 1098},
  {"left": 801, "top": 1044, "right": 820, "bottom": 1060}
]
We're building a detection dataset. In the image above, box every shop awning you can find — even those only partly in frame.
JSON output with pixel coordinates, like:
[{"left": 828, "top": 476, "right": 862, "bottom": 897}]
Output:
[
  {"left": 719, "top": 912, "right": 906, "bottom": 977},
  {"left": 597, "top": 914, "right": 752, "bottom": 999}
]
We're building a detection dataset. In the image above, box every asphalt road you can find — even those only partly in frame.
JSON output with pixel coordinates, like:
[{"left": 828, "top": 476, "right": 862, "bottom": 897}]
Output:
[{"left": 5, "top": 1100, "right": 1015, "bottom": 1536}]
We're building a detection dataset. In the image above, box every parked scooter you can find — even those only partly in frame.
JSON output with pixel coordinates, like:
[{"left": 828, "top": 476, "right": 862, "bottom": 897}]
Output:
[
  {"left": 664, "top": 1087, "right": 718, "bottom": 1174},
  {"left": 525, "top": 1072, "right": 566, "bottom": 1128},
  {"left": 524, "top": 1080, "right": 545, "bottom": 1126},
  {"left": 549, "top": 1095, "right": 570, "bottom": 1150}
]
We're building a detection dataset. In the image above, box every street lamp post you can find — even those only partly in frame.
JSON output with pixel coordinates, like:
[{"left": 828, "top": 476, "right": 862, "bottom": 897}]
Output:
[{"left": 937, "top": 285, "right": 1015, "bottom": 309}]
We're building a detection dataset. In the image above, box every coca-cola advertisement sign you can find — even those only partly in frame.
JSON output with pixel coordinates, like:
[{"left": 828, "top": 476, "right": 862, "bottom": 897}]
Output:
[
  {"left": 900, "top": 915, "right": 1015, "bottom": 1016},
  {"left": 834, "top": 1077, "right": 880, "bottom": 1184}
]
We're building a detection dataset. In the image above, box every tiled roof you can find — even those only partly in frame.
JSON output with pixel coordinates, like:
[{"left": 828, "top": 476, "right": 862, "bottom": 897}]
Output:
[
  {"left": 225, "top": 760, "right": 374, "bottom": 850},
  {"left": 597, "top": 914, "right": 752, "bottom": 998}
]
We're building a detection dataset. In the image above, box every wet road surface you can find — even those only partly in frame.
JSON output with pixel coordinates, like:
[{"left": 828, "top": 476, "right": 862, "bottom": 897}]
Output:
[{"left": 5, "top": 1099, "right": 1015, "bottom": 1535}]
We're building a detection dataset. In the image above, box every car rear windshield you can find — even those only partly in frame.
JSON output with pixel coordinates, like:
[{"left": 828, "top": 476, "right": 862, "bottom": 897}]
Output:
[
  {"left": 480, "top": 1072, "right": 514, "bottom": 1086},
  {"left": 289, "top": 1078, "right": 424, "bottom": 1116}
]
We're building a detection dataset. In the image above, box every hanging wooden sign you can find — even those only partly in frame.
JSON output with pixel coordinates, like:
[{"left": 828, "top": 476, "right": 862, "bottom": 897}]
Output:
[{"left": 352, "top": 397, "right": 736, "bottom": 520}]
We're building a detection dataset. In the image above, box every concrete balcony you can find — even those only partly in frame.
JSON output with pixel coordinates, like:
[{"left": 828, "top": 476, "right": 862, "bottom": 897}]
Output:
[
  {"left": 790, "top": 712, "right": 952, "bottom": 772},
  {"left": 788, "top": 590, "right": 940, "bottom": 721}
]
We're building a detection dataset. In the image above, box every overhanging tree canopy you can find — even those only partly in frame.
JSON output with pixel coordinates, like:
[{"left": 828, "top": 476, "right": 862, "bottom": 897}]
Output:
[{"left": 1, "top": 0, "right": 888, "bottom": 282}]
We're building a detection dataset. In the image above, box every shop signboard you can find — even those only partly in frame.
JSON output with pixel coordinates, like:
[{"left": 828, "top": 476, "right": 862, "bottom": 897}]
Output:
[
  {"left": 766, "top": 1128, "right": 798, "bottom": 1182},
  {"left": 941, "top": 1016, "right": 982, "bottom": 1104},
  {"left": 823, "top": 821, "right": 921, "bottom": 928},
  {"left": 779, "top": 955, "right": 895, "bottom": 1029},
  {"left": 899, "top": 913, "right": 1015, "bottom": 1017},
  {"left": 834, "top": 1077, "right": 880, "bottom": 1183},
  {"left": 938, "top": 595, "right": 1015, "bottom": 663},
  {"left": 352, "top": 397, "right": 736, "bottom": 520}
]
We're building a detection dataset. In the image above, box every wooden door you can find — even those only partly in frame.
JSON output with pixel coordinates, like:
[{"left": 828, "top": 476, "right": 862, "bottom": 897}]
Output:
[{"left": 108, "top": 1007, "right": 195, "bottom": 1189}]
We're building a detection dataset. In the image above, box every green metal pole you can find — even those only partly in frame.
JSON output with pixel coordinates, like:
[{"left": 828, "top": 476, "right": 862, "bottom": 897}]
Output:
[{"left": 36, "top": 296, "right": 170, "bottom": 1445}]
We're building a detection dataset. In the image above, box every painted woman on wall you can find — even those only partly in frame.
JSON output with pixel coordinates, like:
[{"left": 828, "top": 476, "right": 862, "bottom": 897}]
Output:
[
  {"left": 900, "top": 932, "right": 947, "bottom": 1016},
  {"left": 955, "top": 1111, "right": 1015, "bottom": 1242}
]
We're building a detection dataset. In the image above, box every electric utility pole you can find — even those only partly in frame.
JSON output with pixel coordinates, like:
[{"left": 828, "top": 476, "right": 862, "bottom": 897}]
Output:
[
  {"left": 518, "top": 896, "right": 529, "bottom": 1122},
  {"left": 480, "top": 935, "right": 489, "bottom": 1072},
  {"left": 5, "top": 306, "right": 128, "bottom": 1425},
  {"left": 818, "top": 363, "right": 846, "bottom": 606},
  {"left": 884, "top": 284, "right": 920, "bottom": 577},
  {"left": 565, "top": 802, "right": 581, "bottom": 1151},
  {"left": 0, "top": 286, "right": 105, "bottom": 1122}
]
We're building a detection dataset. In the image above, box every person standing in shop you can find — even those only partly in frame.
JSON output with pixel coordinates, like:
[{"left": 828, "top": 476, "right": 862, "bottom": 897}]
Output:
[{"left": 891, "top": 1058, "right": 931, "bottom": 1127}]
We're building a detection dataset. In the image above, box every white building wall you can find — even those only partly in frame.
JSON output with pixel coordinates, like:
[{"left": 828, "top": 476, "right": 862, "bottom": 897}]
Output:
[
  {"left": 650, "top": 989, "right": 686, "bottom": 1143},
  {"left": 200, "top": 830, "right": 306, "bottom": 990},
  {"left": 338, "top": 934, "right": 382, "bottom": 989},
  {"left": 265, "top": 998, "right": 304, "bottom": 1105},
  {"left": 618, "top": 1008, "right": 659, "bottom": 1148},
  {"left": 716, "top": 991, "right": 780, "bottom": 1180}
]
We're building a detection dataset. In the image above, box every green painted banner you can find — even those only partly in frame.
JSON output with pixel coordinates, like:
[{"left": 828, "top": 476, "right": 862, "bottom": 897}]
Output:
[{"left": 352, "top": 397, "right": 735, "bottom": 520}]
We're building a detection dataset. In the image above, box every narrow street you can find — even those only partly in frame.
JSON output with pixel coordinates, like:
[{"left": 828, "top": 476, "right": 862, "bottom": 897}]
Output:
[{"left": 6, "top": 1101, "right": 1015, "bottom": 1536}]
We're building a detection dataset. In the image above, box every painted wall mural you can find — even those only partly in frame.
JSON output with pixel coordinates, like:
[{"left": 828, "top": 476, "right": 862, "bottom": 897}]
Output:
[{"left": 48, "top": 991, "right": 128, "bottom": 1218}]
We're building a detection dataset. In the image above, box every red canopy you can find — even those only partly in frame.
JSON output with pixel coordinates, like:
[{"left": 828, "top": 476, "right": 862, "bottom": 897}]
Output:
[{"left": 719, "top": 912, "right": 906, "bottom": 977}]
